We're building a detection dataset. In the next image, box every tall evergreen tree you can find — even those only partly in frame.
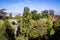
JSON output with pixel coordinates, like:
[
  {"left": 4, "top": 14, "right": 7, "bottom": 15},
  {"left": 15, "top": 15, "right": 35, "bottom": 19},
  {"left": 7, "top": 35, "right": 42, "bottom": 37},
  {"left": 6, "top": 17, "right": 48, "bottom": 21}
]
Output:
[{"left": 20, "top": 7, "right": 34, "bottom": 40}]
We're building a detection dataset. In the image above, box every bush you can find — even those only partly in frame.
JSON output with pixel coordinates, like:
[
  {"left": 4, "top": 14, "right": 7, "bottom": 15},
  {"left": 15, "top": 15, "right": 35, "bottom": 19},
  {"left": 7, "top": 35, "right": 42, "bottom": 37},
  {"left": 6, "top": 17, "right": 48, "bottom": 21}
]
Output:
[{"left": 0, "top": 20, "right": 7, "bottom": 40}]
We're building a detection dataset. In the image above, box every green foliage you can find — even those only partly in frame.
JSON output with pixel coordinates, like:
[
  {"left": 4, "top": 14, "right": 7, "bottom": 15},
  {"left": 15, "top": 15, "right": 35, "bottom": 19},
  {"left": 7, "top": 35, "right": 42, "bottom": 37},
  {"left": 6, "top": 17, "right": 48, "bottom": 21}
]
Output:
[
  {"left": 45, "top": 18, "right": 55, "bottom": 36},
  {"left": 0, "top": 7, "right": 59, "bottom": 40},
  {"left": 49, "top": 9, "right": 54, "bottom": 15},
  {"left": 16, "top": 35, "right": 24, "bottom": 40},
  {"left": 0, "top": 20, "right": 7, "bottom": 40},
  {"left": 29, "top": 28, "right": 39, "bottom": 38},
  {"left": 3, "top": 20, "right": 15, "bottom": 40},
  {"left": 38, "top": 19, "right": 48, "bottom": 36},
  {"left": 4, "top": 20, "right": 14, "bottom": 30},
  {"left": 0, "top": 20, "right": 4, "bottom": 27},
  {"left": 41, "top": 10, "right": 49, "bottom": 18},
  {"left": 21, "top": 7, "right": 32, "bottom": 35},
  {"left": 31, "top": 10, "right": 41, "bottom": 20},
  {"left": 19, "top": 7, "right": 34, "bottom": 40},
  {"left": 0, "top": 9, "right": 7, "bottom": 20},
  {"left": 46, "top": 18, "right": 53, "bottom": 29},
  {"left": 14, "top": 15, "right": 20, "bottom": 19},
  {"left": 29, "top": 19, "right": 47, "bottom": 38},
  {"left": 23, "top": 7, "right": 30, "bottom": 18},
  {"left": 50, "top": 29, "right": 55, "bottom": 35},
  {"left": 53, "top": 19, "right": 60, "bottom": 28}
]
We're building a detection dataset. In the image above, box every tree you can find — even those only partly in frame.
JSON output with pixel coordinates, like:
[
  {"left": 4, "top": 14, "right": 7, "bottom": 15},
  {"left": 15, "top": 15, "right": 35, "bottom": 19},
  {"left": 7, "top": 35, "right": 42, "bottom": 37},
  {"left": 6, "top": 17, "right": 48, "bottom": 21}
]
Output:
[
  {"left": 19, "top": 7, "right": 34, "bottom": 40},
  {"left": 23, "top": 7, "right": 30, "bottom": 18},
  {"left": 0, "top": 13, "right": 3, "bottom": 19},
  {"left": 0, "top": 9, "right": 6, "bottom": 14},
  {"left": 31, "top": 10, "right": 41, "bottom": 20},
  {"left": 49, "top": 9, "right": 54, "bottom": 15},
  {"left": 41, "top": 10, "right": 49, "bottom": 18},
  {"left": 0, "top": 9, "right": 7, "bottom": 20},
  {"left": 9, "top": 13, "right": 12, "bottom": 19},
  {"left": 29, "top": 19, "right": 48, "bottom": 39}
]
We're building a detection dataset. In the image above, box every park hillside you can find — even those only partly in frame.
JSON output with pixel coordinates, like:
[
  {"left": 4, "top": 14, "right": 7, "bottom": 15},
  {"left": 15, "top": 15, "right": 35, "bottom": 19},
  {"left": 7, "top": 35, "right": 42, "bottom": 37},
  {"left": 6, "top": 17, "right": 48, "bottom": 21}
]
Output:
[{"left": 0, "top": 7, "right": 60, "bottom": 40}]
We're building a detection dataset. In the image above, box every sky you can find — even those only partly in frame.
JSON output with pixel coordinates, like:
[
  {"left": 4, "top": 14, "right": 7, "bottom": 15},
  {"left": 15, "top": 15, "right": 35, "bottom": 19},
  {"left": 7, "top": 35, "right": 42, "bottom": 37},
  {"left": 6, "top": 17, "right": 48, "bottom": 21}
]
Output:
[{"left": 0, "top": 0, "right": 60, "bottom": 15}]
